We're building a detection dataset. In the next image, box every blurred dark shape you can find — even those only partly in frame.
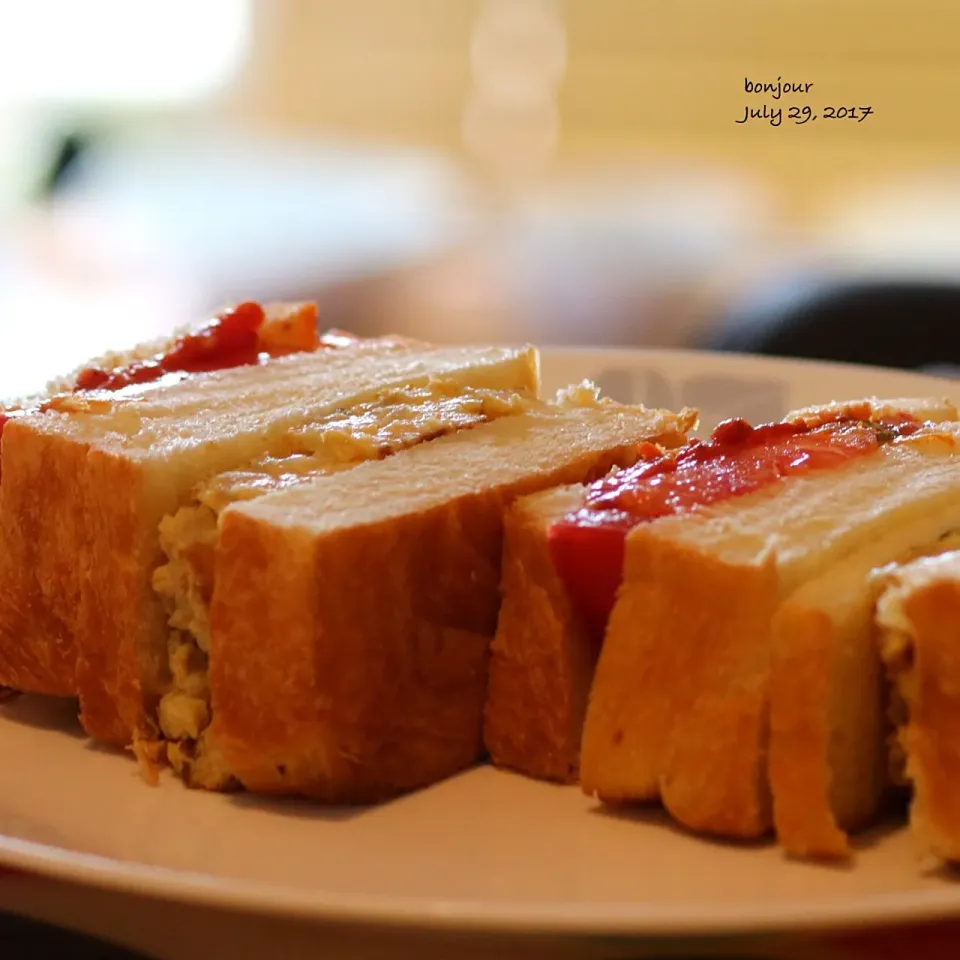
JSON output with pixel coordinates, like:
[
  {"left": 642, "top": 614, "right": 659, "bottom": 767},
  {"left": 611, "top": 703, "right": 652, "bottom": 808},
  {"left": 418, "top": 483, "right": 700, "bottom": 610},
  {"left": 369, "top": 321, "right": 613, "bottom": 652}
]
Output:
[
  {"left": 0, "top": 910, "right": 148, "bottom": 958},
  {"left": 706, "top": 274, "right": 960, "bottom": 371},
  {"left": 35, "top": 131, "right": 93, "bottom": 199}
]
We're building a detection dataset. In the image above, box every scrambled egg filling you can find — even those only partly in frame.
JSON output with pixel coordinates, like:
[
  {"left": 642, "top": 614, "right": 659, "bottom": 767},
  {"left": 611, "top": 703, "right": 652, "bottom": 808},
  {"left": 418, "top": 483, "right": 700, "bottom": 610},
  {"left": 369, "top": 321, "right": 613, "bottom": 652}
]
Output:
[
  {"left": 150, "top": 382, "right": 531, "bottom": 789},
  {"left": 878, "top": 624, "right": 916, "bottom": 788}
]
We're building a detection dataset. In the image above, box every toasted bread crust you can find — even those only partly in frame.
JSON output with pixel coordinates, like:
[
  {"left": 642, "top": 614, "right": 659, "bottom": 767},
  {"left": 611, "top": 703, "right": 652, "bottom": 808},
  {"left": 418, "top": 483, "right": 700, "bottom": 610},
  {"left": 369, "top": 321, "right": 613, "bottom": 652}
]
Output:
[
  {"left": 896, "top": 581, "right": 960, "bottom": 860},
  {"left": 210, "top": 499, "right": 498, "bottom": 802},
  {"left": 769, "top": 606, "right": 852, "bottom": 859},
  {"left": 581, "top": 529, "right": 778, "bottom": 838},
  {"left": 484, "top": 486, "right": 597, "bottom": 783},
  {"left": 208, "top": 417, "right": 667, "bottom": 802},
  {"left": 0, "top": 431, "right": 178, "bottom": 743},
  {"left": 75, "top": 449, "right": 177, "bottom": 745},
  {"left": 0, "top": 344, "right": 542, "bottom": 742},
  {"left": 0, "top": 422, "right": 90, "bottom": 696}
]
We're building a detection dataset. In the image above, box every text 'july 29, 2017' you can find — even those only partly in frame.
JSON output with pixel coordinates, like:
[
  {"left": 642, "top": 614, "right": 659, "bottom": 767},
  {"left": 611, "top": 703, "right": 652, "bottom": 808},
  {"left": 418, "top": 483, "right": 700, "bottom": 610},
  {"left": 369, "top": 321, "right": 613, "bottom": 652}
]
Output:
[{"left": 736, "top": 78, "right": 874, "bottom": 126}]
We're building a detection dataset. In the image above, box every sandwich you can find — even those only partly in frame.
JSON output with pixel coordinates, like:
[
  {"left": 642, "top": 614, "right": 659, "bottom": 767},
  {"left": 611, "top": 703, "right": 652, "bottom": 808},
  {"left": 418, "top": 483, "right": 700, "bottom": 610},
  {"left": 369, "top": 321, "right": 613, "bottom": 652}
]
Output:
[
  {"left": 768, "top": 524, "right": 960, "bottom": 860},
  {"left": 484, "top": 397, "right": 960, "bottom": 845},
  {"left": 0, "top": 300, "right": 331, "bottom": 692},
  {"left": 873, "top": 550, "right": 960, "bottom": 863},
  {"left": 1, "top": 306, "right": 697, "bottom": 803},
  {"left": 0, "top": 301, "right": 540, "bottom": 726},
  {"left": 191, "top": 390, "right": 693, "bottom": 800},
  {"left": 581, "top": 399, "right": 960, "bottom": 840}
]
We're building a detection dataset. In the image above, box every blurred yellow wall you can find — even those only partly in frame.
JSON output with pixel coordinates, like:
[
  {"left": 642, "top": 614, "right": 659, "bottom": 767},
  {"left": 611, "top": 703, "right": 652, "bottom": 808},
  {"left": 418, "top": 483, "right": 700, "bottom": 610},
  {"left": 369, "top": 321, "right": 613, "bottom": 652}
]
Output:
[{"left": 222, "top": 0, "right": 960, "bottom": 221}]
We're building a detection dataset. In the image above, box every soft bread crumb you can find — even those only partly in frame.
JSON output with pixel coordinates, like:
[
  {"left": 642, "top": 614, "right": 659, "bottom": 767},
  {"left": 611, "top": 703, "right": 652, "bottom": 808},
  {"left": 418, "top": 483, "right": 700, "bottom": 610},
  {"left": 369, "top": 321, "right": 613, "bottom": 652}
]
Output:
[{"left": 555, "top": 380, "right": 605, "bottom": 407}]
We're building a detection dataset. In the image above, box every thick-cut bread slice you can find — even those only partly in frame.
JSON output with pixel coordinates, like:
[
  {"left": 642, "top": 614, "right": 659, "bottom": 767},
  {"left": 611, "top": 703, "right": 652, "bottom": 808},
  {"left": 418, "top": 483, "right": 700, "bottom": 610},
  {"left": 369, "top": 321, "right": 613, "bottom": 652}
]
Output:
[
  {"left": 770, "top": 526, "right": 960, "bottom": 860},
  {"left": 0, "top": 341, "right": 539, "bottom": 741},
  {"left": 482, "top": 403, "right": 695, "bottom": 784},
  {"left": 874, "top": 551, "right": 960, "bottom": 862},
  {"left": 483, "top": 396, "right": 952, "bottom": 792},
  {"left": 484, "top": 485, "right": 600, "bottom": 783},
  {"left": 201, "top": 401, "right": 692, "bottom": 802},
  {"left": 581, "top": 418, "right": 960, "bottom": 839}
]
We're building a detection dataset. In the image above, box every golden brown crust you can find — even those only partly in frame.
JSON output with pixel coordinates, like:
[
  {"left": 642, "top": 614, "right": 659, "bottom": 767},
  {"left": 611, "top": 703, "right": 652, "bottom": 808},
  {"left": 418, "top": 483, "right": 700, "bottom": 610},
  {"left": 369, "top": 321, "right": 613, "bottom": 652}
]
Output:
[
  {"left": 771, "top": 528, "right": 960, "bottom": 861},
  {"left": 0, "top": 426, "right": 177, "bottom": 743},
  {"left": 210, "top": 502, "right": 496, "bottom": 801},
  {"left": 0, "top": 421, "right": 90, "bottom": 696},
  {"left": 580, "top": 529, "right": 778, "bottom": 838},
  {"left": 483, "top": 415, "right": 696, "bottom": 786},
  {"left": 208, "top": 412, "right": 674, "bottom": 802},
  {"left": 0, "top": 343, "right": 542, "bottom": 746},
  {"left": 768, "top": 606, "right": 851, "bottom": 859},
  {"left": 896, "top": 580, "right": 960, "bottom": 860},
  {"left": 75, "top": 450, "right": 176, "bottom": 745},
  {"left": 483, "top": 486, "right": 597, "bottom": 783}
]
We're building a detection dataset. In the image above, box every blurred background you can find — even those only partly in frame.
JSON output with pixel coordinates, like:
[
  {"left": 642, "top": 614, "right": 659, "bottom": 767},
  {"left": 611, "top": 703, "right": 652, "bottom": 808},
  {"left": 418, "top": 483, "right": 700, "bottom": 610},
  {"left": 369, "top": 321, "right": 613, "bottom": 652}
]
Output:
[{"left": 2, "top": 0, "right": 960, "bottom": 395}]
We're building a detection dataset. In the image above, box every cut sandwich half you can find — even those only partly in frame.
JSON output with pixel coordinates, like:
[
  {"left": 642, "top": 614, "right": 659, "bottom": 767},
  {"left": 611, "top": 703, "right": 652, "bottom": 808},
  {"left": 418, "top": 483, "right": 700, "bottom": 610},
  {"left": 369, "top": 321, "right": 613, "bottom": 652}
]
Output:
[
  {"left": 874, "top": 551, "right": 960, "bottom": 863},
  {"left": 157, "top": 391, "right": 694, "bottom": 799},
  {"left": 0, "top": 300, "right": 334, "bottom": 694},
  {"left": 579, "top": 399, "right": 960, "bottom": 839},
  {"left": 769, "top": 523, "right": 960, "bottom": 859},
  {"left": 484, "top": 398, "right": 957, "bottom": 795},
  {"left": 1, "top": 301, "right": 330, "bottom": 435},
  {"left": 0, "top": 315, "right": 540, "bottom": 745}
]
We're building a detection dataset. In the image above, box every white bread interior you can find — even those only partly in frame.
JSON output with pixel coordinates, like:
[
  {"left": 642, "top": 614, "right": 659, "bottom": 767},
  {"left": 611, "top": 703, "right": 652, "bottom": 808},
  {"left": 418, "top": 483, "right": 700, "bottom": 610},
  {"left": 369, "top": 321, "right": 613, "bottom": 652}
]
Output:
[
  {"left": 202, "top": 400, "right": 694, "bottom": 802},
  {"left": 581, "top": 421, "right": 960, "bottom": 839}
]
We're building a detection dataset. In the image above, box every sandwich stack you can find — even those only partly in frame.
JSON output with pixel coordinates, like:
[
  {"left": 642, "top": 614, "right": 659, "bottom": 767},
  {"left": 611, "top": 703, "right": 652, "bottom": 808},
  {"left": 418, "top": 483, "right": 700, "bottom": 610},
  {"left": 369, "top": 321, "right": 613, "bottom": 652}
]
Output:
[{"left": 5, "top": 299, "right": 960, "bottom": 876}]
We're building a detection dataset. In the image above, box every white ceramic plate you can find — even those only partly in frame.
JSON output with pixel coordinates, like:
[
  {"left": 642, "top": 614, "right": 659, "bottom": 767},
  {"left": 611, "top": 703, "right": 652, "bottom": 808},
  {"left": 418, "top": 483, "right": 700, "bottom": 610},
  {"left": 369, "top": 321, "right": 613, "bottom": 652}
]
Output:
[{"left": 3, "top": 347, "right": 960, "bottom": 943}]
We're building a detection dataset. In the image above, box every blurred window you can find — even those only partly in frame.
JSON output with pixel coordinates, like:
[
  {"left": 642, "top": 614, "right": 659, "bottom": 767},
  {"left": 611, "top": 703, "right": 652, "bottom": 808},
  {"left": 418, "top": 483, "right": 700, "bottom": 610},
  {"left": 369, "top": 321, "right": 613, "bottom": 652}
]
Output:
[{"left": 0, "top": 0, "right": 251, "bottom": 105}]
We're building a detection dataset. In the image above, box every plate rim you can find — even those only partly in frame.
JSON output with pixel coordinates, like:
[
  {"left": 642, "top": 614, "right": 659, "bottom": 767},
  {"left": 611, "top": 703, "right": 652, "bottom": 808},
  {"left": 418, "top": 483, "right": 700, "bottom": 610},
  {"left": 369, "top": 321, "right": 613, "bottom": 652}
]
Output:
[
  {"left": 5, "top": 829, "right": 960, "bottom": 939},
  {"left": 3, "top": 346, "right": 960, "bottom": 939},
  {"left": 537, "top": 343, "right": 960, "bottom": 388}
]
